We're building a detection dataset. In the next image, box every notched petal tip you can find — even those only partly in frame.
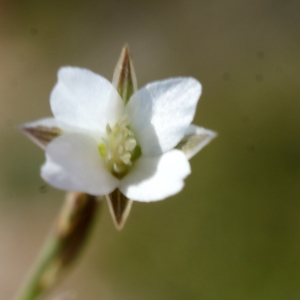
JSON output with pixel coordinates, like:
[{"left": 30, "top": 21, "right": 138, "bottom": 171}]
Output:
[
  {"left": 106, "top": 189, "right": 133, "bottom": 230},
  {"left": 176, "top": 126, "right": 217, "bottom": 160},
  {"left": 20, "top": 124, "right": 62, "bottom": 150},
  {"left": 112, "top": 45, "right": 138, "bottom": 103}
]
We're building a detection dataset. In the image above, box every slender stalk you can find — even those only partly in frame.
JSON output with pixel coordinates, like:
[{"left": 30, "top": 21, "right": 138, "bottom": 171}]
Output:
[{"left": 14, "top": 193, "right": 101, "bottom": 300}]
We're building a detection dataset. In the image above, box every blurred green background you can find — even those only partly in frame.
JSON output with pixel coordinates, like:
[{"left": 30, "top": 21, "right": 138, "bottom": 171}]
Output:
[{"left": 1, "top": 0, "right": 300, "bottom": 299}]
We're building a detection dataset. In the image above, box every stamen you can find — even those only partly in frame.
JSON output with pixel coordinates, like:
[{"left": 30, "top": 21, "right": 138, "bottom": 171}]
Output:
[
  {"left": 125, "top": 139, "right": 137, "bottom": 151},
  {"left": 117, "top": 133, "right": 123, "bottom": 142},
  {"left": 118, "top": 145, "right": 124, "bottom": 154},
  {"left": 106, "top": 151, "right": 112, "bottom": 160},
  {"left": 120, "top": 153, "right": 131, "bottom": 165},
  {"left": 98, "top": 114, "right": 141, "bottom": 178},
  {"left": 118, "top": 115, "right": 130, "bottom": 127},
  {"left": 113, "top": 163, "right": 121, "bottom": 173}
]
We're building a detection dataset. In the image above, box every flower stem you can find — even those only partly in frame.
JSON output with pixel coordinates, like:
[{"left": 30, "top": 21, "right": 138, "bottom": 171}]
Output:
[{"left": 14, "top": 193, "right": 101, "bottom": 300}]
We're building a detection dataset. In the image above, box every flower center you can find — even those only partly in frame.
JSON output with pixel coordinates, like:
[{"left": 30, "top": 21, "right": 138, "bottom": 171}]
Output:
[{"left": 98, "top": 115, "right": 141, "bottom": 178}]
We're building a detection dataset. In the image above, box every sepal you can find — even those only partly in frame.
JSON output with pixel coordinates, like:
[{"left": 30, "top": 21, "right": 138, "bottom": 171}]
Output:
[
  {"left": 176, "top": 125, "right": 217, "bottom": 159},
  {"left": 106, "top": 44, "right": 137, "bottom": 228},
  {"left": 106, "top": 189, "right": 133, "bottom": 230},
  {"left": 20, "top": 118, "right": 63, "bottom": 150},
  {"left": 112, "top": 44, "right": 138, "bottom": 104}
]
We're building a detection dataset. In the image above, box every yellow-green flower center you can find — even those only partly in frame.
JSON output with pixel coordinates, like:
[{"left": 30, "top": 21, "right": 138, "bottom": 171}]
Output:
[{"left": 98, "top": 115, "right": 141, "bottom": 178}]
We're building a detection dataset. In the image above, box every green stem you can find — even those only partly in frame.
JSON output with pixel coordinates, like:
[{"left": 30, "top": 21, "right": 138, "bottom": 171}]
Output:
[{"left": 14, "top": 193, "right": 100, "bottom": 300}]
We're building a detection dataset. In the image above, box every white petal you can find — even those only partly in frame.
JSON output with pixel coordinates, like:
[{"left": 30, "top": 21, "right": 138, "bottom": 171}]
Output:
[
  {"left": 177, "top": 125, "right": 217, "bottom": 160},
  {"left": 119, "top": 149, "right": 191, "bottom": 202},
  {"left": 126, "top": 77, "right": 201, "bottom": 156},
  {"left": 41, "top": 133, "right": 119, "bottom": 195},
  {"left": 50, "top": 67, "right": 124, "bottom": 133}
]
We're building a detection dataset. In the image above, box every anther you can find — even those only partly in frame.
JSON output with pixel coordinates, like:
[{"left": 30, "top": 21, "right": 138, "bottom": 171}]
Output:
[
  {"left": 118, "top": 115, "right": 130, "bottom": 127},
  {"left": 120, "top": 153, "right": 131, "bottom": 165},
  {"left": 99, "top": 115, "right": 139, "bottom": 177},
  {"left": 107, "top": 151, "right": 112, "bottom": 160},
  {"left": 118, "top": 145, "right": 124, "bottom": 154},
  {"left": 117, "top": 133, "right": 123, "bottom": 142},
  {"left": 113, "top": 163, "right": 121, "bottom": 173},
  {"left": 125, "top": 139, "right": 137, "bottom": 151}
]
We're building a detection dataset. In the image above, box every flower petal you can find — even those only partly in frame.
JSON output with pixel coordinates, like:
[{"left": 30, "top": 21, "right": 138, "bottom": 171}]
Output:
[
  {"left": 41, "top": 133, "right": 119, "bottom": 195},
  {"left": 50, "top": 67, "right": 124, "bottom": 133},
  {"left": 176, "top": 125, "right": 217, "bottom": 160},
  {"left": 119, "top": 149, "right": 191, "bottom": 202},
  {"left": 126, "top": 77, "right": 201, "bottom": 156}
]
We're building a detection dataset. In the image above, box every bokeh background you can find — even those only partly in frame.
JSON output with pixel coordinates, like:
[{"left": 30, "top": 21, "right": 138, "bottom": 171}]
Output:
[{"left": 1, "top": 0, "right": 300, "bottom": 299}]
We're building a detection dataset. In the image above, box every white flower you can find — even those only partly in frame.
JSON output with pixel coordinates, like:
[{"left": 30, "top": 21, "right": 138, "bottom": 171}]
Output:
[{"left": 21, "top": 66, "right": 216, "bottom": 202}]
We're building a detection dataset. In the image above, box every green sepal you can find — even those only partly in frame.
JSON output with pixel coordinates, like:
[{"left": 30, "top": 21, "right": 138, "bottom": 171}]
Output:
[
  {"left": 176, "top": 126, "right": 217, "bottom": 160},
  {"left": 112, "top": 44, "right": 138, "bottom": 104},
  {"left": 107, "top": 45, "right": 138, "bottom": 229},
  {"left": 106, "top": 189, "right": 133, "bottom": 230},
  {"left": 20, "top": 125, "right": 62, "bottom": 150}
]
